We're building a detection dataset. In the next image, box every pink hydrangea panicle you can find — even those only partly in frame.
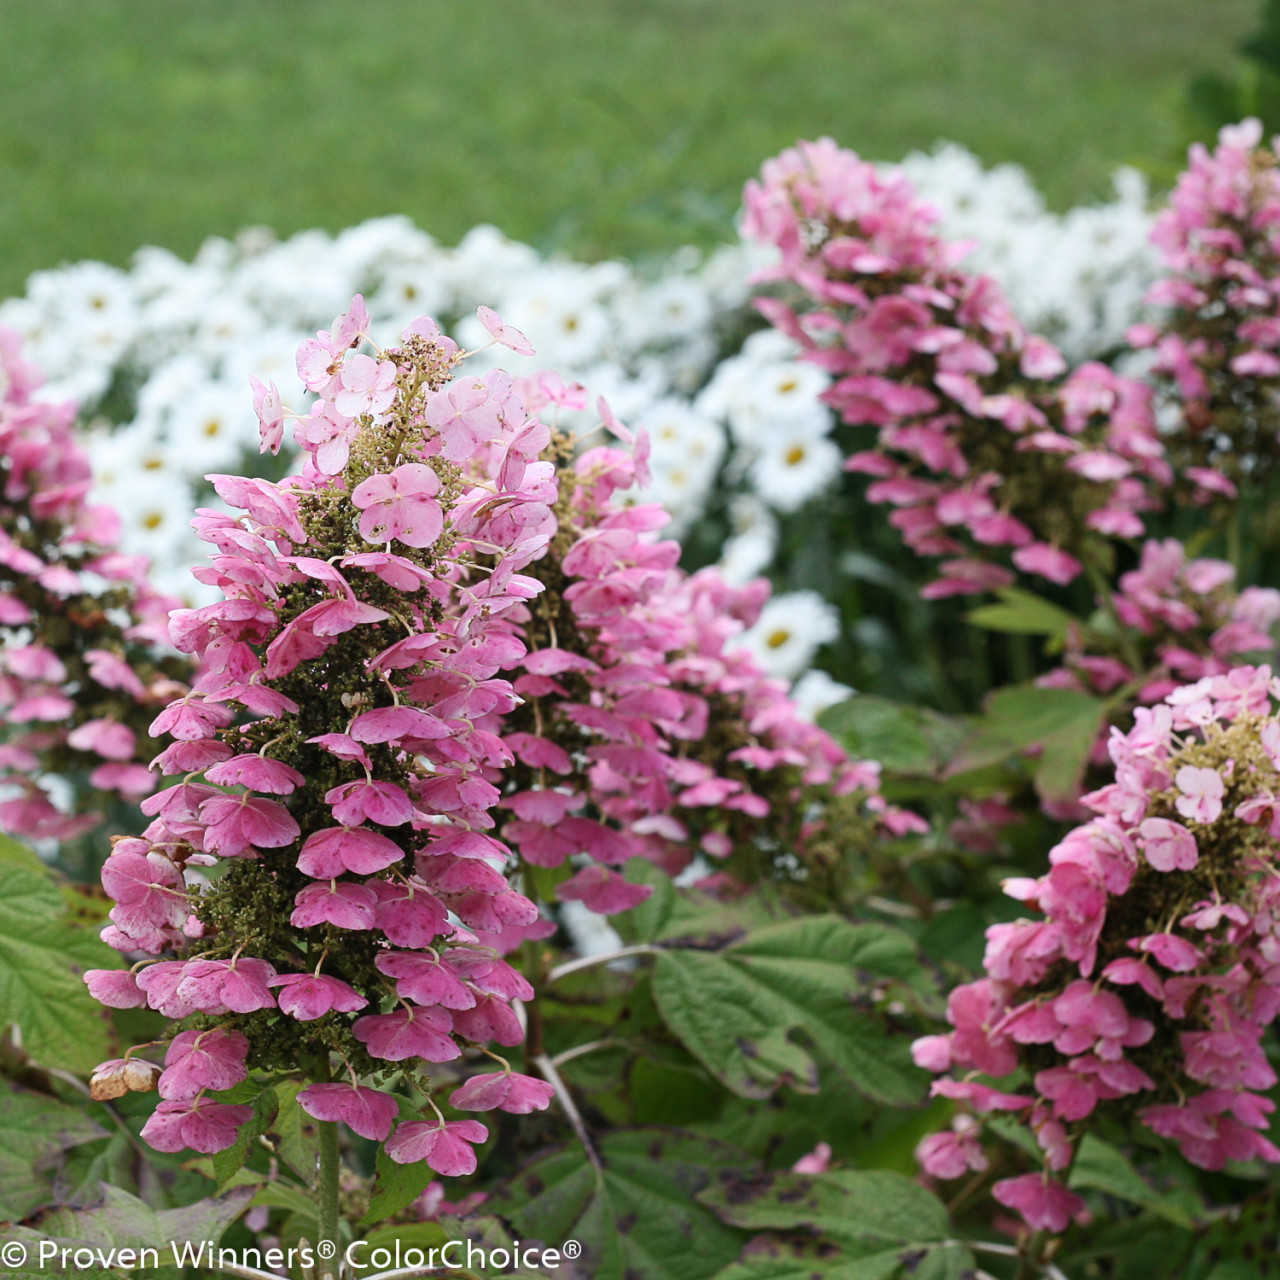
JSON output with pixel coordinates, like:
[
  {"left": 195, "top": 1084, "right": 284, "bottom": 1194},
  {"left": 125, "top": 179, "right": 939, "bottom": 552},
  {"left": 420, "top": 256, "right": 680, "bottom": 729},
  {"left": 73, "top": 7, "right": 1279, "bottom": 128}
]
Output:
[
  {"left": 1135, "top": 122, "right": 1280, "bottom": 496},
  {"left": 0, "top": 330, "right": 189, "bottom": 843},
  {"left": 914, "top": 669, "right": 1280, "bottom": 1229},
  {"left": 490, "top": 423, "right": 914, "bottom": 919},
  {"left": 87, "top": 305, "right": 556, "bottom": 1164},
  {"left": 743, "top": 140, "right": 1168, "bottom": 597}
]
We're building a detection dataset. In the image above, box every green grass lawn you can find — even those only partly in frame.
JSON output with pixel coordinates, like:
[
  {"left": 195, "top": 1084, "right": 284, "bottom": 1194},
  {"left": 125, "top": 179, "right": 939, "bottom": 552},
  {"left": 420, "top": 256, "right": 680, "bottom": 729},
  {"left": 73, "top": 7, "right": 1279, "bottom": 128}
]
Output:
[{"left": 0, "top": 0, "right": 1257, "bottom": 297}]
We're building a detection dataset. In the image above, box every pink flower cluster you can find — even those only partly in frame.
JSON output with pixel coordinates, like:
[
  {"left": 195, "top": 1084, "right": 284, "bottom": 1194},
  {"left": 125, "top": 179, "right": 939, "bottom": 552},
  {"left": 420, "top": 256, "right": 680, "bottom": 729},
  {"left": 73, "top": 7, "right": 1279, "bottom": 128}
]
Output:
[
  {"left": 86, "top": 294, "right": 902, "bottom": 1173},
  {"left": 492, "top": 402, "right": 913, "bottom": 915},
  {"left": 87, "top": 300, "right": 558, "bottom": 1173},
  {"left": 914, "top": 666, "right": 1280, "bottom": 1232},
  {"left": 0, "top": 328, "right": 186, "bottom": 843},
  {"left": 1129, "top": 119, "right": 1280, "bottom": 499},
  {"left": 1042, "top": 538, "right": 1280, "bottom": 706},
  {"left": 742, "top": 138, "right": 1170, "bottom": 597}
]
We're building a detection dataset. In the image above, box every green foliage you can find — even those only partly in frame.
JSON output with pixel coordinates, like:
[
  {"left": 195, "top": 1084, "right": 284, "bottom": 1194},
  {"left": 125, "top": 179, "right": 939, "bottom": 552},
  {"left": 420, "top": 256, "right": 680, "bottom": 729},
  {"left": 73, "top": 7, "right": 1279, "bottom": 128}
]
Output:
[
  {"left": 491, "top": 1129, "right": 752, "bottom": 1280},
  {"left": 966, "top": 585, "right": 1077, "bottom": 639},
  {"left": 651, "top": 916, "right": 932, "bottom": 1104},
  {"left": 615, "top": 860, "right": 787, "bottom": 947},
  {"left": 1070, "top": 1134, "right": 1203, "bottom": 1228},
  {"left": 211, "top": 1086, "right": 279, "bottom": 1191},
  {"left": 819, "top": 696, "right": 965, "bottom": 777},
  {"left": 1182, "top": 1184, "right": 1280, "bottom": 1279},
  {"left": 360, "top": 1221, "right": 448, "bottom": 1254},
  {"left": 267, "top": 1080, "right": 320, "bottom": 1182},
  {"left": 361, "top": 1147, "right": 434, "bottom": 1228},
  {"left": 249, "top": 1181, "right": 320, "bottom": 1227},
  {"left": 946, "top": 682, "right": 1108, "bottom": 804},
  {"left": 1189, "top": 0, "right": 1280, "bottom": 142},
  {"left": 0, "top": 1079, "right": 107, "bottom": 1220},
  {"left": 700, "top": 1168, "right": 970, "bottom": 1280},
  {"left": 0, "top": 838, "right": 120, "bottom": 1074},
  {"left": 5, "top": 1184, "right": 254, "bottom": 1272}
]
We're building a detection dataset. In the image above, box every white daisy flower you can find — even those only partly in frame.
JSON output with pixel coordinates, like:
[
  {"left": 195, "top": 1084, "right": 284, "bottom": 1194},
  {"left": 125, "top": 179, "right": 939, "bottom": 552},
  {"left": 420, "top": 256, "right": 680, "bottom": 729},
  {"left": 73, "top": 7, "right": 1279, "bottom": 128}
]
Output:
[
  {"left": 789, "top": 669, "right": 854, "bottom": 721},
  {"left": 749, "top": 428, "right": 842, "bottom": 512},
  {"left": 734, "top": 591, "right": 840, "bottom": 681}
]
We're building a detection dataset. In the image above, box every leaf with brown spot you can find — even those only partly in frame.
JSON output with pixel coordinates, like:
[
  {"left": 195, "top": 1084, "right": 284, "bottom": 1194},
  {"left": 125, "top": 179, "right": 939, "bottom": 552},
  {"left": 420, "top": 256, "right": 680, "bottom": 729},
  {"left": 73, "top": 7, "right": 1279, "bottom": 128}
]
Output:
[
  {"left": 652, "top": 917, "right": 932, "bottom": 1104},
  {"left": 0, "top": 1080, "right": 106, "bottom": 1220},
  {"left": 700, "top": 1170, "right": 970, "bottom": 1280},
  {"left": 489, "top": 1128, "right": 754, "bottom": 1280},
  {"left": 6, "top": 1183, "right": 254, "bottom": 1271}
]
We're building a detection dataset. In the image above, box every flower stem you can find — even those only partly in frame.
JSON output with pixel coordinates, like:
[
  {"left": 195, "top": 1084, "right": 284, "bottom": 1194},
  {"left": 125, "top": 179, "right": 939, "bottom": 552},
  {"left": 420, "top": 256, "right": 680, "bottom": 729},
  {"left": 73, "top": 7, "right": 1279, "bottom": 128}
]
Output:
[
  {"left": 546, "top": 944, "right": 660, "bottom": 985},
  {"left": 1227, "top": 508, "right": 1243, "bottom": 574},
  {"left": 533, "top": 1051, "right": 603, "bottom": 1175},
  {"left": 314, "top": 1121, "right": 340, "bottom": 1280},
  {"left": 316, "top": 1119, "right": 341, "bottom": 1280},
  {"left": 1083, "top": 558, "right": 1142, "bottom": 674}
]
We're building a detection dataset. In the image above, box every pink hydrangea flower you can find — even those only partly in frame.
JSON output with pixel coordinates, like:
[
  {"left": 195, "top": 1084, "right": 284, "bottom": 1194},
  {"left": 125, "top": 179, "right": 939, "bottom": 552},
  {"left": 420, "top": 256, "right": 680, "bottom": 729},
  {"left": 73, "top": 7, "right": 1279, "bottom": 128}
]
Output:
[
  {"left": 141, "top": 1097, "right": 254, "bottom": 1154},
  {"left": 298, "top": 1083, "right": 398, "bottom": 1141},
  {"left": 992, "top": 1174, "right": 1085, "bottom": 1233},
  {"left": 351, "top": 463, "right": 444, "bottom": 548},
  {"left": 333, "top": 354, "right": 397, "bottom": 417},
  {"left": 1175, "top": 765, "right": 1225, "bottom": 823},
  {"left": 384, "top": 1119, "right": 489, "bottom": 1174},
  {"left": 449, "top": 1070, "right": 555, "bottom": 1115},
  {"left": 1137, "top": 817, "right": 1199, "bottom": 871},
  {"left": 268, "top": 972, "right": 368, "bottom": 1020},
  {"left": 476, "top": 305, "right": 535, "bottom": 357}
]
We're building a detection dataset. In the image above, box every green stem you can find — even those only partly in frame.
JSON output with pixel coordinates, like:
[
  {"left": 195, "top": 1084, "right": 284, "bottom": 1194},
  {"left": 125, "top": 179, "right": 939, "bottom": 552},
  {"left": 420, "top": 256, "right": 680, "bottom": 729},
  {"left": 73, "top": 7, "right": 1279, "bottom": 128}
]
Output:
[
  {"left": 317, "top": 1119, "right": 341, "bottom": 1280},
  {"left": 1083, "top": 558, "right": 1142, "bottom": 674},
  {"left": 311, "top": 1050, "right": 341, "bottom": 1280}
]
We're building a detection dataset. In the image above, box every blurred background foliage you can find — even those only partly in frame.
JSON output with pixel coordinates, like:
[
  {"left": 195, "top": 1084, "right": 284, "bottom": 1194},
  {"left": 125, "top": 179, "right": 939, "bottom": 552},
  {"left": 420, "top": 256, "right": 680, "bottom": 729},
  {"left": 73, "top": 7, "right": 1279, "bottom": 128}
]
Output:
[{"left": 0, "top": 0, "right": 1260, "bottom": 299}]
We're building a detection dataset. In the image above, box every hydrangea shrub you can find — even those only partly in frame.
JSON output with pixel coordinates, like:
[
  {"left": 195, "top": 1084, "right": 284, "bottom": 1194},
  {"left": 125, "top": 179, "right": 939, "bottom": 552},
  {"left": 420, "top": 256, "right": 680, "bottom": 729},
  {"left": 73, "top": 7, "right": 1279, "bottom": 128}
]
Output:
[{"left": 0, "top": 328, "right": 188, "bottom": 848}]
